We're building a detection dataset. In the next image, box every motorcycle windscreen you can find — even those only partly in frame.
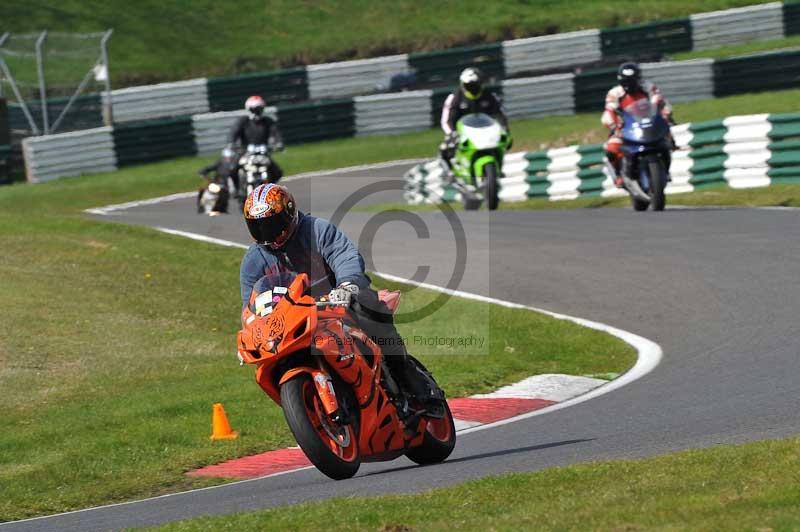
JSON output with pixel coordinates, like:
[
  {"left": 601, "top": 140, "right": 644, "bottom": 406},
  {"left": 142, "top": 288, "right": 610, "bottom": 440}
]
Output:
[
  {"left": 459, "top": 113, "right": 495, "bottom": 128},
  {"left": 620, "top": 100, "right": 670, "bottom": 144},
  {"left": 249, "top": 268, "right": 297, "bottom": 317}
]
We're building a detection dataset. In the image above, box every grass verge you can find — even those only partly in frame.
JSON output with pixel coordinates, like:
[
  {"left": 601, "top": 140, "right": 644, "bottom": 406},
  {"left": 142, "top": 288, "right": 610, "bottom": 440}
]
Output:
[
  {"left": 5, "top": 1, "right": 762, "bottom": 85},
  {"left": 673, "top": 35, "right": 800, "bottom": 61},
  {"left": 144, "top": 436, "right": 800, "bottom": 531},
  {"left": 0, "top": 158, "right": 634, "bottom": 519}
]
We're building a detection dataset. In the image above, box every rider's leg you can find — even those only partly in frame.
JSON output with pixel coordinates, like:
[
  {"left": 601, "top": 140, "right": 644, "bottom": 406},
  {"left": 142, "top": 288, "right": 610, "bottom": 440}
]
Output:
[
  {"left": 439, "top": 140, "right": 454, "bottom": 176},
  {"left": 351, "top": 289, "right": 438, "bottom": 406},
  {"left": 605, "top": 137, "right": 624, "bottom": 187}
]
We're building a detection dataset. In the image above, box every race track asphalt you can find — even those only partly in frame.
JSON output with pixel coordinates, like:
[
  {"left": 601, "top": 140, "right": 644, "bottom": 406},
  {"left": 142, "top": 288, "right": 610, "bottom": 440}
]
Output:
[{"left": 4, "top": 163, "right": 799, "bottom": 531}]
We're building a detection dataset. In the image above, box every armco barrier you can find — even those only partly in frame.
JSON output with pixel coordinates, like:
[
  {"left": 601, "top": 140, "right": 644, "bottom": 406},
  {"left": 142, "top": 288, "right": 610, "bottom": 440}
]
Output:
[
  {"left": 277, "top": 99, "right": 355, "bottom": 144},
  {"left": 22, "top": 127, "right": 116, "bottom": 183},
  {"left": 207, "top": 68, "right": 308, "bottom": 112},
  {"left": 691, "top": 2, "right": 784, "bottom": 50},
  {"left": 404, "top": 112, "right": 800, "bottom": 204},
  {"left": 354, "top": 91, "right": 432, "bottom": 137},
  {"left": 502, "top": 30, "right": 602, "bottom": 76},
  {"left": 640, "top": 59, "right": 714, "bottom": 103},
  {"left": 307, "top": 55, "right": 410, "bottom": 100},
  {"left": 112, "top": 118, "right": 196, "bottom": 167},
  {"left": 0, "top": 144, "right": 11, "bottom": 182},
  {"left": 600, "top": 18, "right": 693, "bottom": 60},
  {"left": 9, "top": 95, "right": 103, "bottom": 135},
  {"left": 574, "top": 67, "right": 617, "bottom": 113},
  {"left": 106, "top": 79, "right": 210, "bottom": 123},
  {"left": 784, "top": 1, "right": 800, "bottom": 35},
  {"left": 20, "top": 54, "right": 800, "bottom": 185},
  {"left": 713, "top": 49, "right": 800, "bottom": 97},
  {"left": 409, "top": 43, "right": 505, "bottom": 88},
  {"left": 501, "top": 74, "right": 574, "bottom": 119}
]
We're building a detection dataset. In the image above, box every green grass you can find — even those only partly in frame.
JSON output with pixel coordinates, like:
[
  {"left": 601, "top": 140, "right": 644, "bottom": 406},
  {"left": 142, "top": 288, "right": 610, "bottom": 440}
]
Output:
[
  {"left": 673, "top": 35, "right": 800, "bottom": 61},
  {"left": 145, "top": 436, "right": 800, "bottom": 531},
  {"left": 3, "top": 0, "right": 763, "bottom": 86},
  {"left": 0, "top": 137, "right": 635, "bottom": 521}
]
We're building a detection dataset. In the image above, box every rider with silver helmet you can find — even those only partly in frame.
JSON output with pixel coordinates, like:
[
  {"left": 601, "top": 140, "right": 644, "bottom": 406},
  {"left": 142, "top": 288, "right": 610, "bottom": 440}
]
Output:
[
  {"left": 439, "top": 67, "right": 509, "bottom": 171},
  {"left": 228, "top": 95, "right": 285, "bottom": 183}
]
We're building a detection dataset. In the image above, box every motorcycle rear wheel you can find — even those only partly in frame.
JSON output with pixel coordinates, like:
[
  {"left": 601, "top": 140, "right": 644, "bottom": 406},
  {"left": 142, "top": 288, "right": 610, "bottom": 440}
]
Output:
[
  {"left": 631, "top": 196, "right": 650, "bottom": 211},
  {"left": 405, "top": 399, "right": 456, "bottom": 465},
  {"left": 281, "top": 375, "right": 361, "bottom": 480},
  {"left": 404, "top": 356, "right": 456, "bottom": 465}
]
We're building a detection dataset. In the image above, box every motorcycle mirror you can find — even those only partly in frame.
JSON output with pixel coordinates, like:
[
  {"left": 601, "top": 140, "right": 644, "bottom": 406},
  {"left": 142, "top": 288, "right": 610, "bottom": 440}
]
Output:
[{"left": 287, "top": 273, "right": 310, "bottom": 302}]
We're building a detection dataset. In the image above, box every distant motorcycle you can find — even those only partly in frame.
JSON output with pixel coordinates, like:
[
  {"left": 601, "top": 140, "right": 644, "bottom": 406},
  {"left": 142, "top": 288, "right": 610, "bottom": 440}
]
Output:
[
  {"left": 197, "top": 175, "right": 235, "bottom": 216},
  {"left": 448, "top": 113, "right": 512, "bottom": 211},
  {"left": 615, "top": 100, "right": 672, "bottom": 212},
  {"left": 238, "top": 144, "right": 279, "bottom": 207}
]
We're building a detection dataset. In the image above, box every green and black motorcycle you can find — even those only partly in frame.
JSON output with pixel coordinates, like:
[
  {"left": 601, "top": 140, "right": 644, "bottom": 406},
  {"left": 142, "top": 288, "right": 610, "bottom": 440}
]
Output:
[{"left": 449, "top": 113, "right": 512, "bottom": 210}]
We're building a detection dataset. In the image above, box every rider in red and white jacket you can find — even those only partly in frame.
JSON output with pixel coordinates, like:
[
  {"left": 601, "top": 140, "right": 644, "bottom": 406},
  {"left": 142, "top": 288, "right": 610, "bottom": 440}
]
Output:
[{"left": 603, "top": 63, "right": 673, "bottom": 187}]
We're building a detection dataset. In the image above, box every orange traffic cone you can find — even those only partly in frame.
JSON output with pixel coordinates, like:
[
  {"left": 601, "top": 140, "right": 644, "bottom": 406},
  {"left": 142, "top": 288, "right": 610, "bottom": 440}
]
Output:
[{"left": 210, "top": 403, "right": 239, "bottom": 440}]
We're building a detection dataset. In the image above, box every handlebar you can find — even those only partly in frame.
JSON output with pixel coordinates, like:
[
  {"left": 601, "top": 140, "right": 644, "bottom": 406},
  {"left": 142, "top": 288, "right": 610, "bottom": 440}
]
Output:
[{"left": 316, "top": 301, "right": 349, "bottom": 308}]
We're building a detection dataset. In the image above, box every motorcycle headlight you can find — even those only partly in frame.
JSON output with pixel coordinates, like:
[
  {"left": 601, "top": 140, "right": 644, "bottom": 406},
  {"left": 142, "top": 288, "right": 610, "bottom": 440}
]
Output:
[{"left": 208, "top": 183, "right": 221, "bottom": 193}]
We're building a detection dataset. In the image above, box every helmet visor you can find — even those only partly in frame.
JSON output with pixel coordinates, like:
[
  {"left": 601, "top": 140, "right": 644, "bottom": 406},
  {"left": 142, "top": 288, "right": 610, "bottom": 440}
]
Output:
[
  {"left": 463, "top": 80, "right": 481, "bottom": 97},
  {"left": 246, "top": 210, "right": 294, "bottom": 246}
]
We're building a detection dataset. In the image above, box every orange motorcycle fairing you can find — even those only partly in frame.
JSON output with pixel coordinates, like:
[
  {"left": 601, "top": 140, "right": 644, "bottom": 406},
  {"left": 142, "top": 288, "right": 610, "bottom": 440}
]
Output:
[{"left": 238, "top": 273, "right": 453, "bottom": 477}]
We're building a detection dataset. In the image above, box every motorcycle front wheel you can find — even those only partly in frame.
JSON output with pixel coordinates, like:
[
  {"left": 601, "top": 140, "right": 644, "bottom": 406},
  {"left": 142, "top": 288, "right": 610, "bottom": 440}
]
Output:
[
  {"left": 484, "top": 162, "right": 500, "bottom": 211},
  {"left": 647, "top": 158, "right": 667, "bottom": 212},
  {"left": 281, "top": 375, "right": 361, "bottom": 480}
]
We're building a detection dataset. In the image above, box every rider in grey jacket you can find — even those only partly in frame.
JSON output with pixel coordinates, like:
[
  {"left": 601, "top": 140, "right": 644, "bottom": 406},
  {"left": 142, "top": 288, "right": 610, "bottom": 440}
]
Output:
[{"left": 240, "top": 184, "right": 439, "bottom": 411}]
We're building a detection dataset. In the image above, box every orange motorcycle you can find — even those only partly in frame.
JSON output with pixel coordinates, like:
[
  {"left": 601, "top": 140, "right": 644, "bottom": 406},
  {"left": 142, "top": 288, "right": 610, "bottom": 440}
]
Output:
[{"left": 236, "top": 272, "right": 456, "bottom": 480}]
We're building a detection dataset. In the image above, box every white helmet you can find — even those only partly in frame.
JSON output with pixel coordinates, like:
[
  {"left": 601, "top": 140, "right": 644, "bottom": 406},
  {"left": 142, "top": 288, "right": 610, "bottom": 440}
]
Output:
[{"left": 245, "top": 95, "right": 266, "bottom": 119}]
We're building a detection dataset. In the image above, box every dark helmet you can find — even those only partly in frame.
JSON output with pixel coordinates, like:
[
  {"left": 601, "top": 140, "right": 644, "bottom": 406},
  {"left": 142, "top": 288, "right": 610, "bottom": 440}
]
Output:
[
  {"left": 243, "top": 184, "right": 299, "bottom": 249},
  {"left": 459, "top": 67, "right": 484, "bottom": 100},
  {"left": 617, "top": 62, "right": 642, "bottom": 93}
]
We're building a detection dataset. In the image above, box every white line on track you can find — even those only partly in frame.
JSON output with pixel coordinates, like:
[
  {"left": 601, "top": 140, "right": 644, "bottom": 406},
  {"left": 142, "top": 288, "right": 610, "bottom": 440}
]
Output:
[{"left": 83, "top": 159, "right": 426, "bottom": 216}]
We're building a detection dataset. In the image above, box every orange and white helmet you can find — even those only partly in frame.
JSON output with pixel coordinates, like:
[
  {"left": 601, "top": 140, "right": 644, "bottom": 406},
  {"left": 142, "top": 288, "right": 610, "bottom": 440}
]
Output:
[
  {"left": 243, "top": 184, "right": 299, "bottom": 249},
  {"left": 245, "top": 95, "right": 266, "bottom": 118}
]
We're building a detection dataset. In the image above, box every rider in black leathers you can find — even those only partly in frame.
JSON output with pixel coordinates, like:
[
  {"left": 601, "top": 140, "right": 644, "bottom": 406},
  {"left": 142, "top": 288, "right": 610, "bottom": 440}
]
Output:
[
  {"left": 228, "top": 95, "right": 285, "bottom": 183},
  {"left": 439, "top": 67, "right": 510, "bottom": 172}
]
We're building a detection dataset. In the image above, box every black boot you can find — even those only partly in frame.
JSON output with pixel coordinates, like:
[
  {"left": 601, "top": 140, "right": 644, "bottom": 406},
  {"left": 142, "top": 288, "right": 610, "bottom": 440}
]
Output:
[{"left": 396, "top": 358, "right": 444, "bottom": 415}]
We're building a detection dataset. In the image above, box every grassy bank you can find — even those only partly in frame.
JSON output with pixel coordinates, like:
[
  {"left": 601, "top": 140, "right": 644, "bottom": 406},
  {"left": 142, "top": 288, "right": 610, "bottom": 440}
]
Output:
[
  {"left": 0, "top": 139, "right": 635, "bottom": 520},
  {"left": 4, "top": 0, "right": 762, "bottom": 85},
  {"left": 147, "top": 436, "right": 800, "bottom": 531},
  {"left": 673, "top": 35, "right": 800, "bottom": 61}
]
